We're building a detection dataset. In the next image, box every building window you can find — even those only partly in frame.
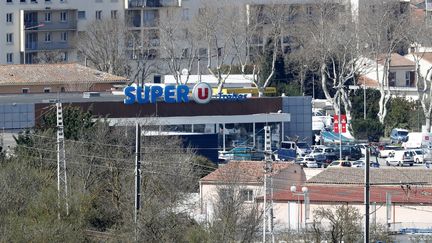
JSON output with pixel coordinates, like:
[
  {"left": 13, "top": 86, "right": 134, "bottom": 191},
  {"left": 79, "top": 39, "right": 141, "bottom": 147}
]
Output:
[
  {"left": 30, "top": 0, "right": 37, "bottom": 3},
  {"left": 388, "top": 72, "right": 396, "bottom": 86},
  {"left": 219, "top": 188, "right": 234, "bottom": 202},
  {"left": 217, "top": 47, "right": 222, "bottom": 57},
  {"left": 306, "top": 6, "right": 313, "bottom": 16},
  {"left": 60, "top": 11, "right": 67, "bottom": 22},
  {"left": 44, "top": 88, "right": 51, "bottom": 93},
  {"left": 78, "top": 11, "right": 86, "bottom": 19},
  {"left": 181, "top": 48, "right": 189, "bottom": 58},
  {"left": 111, "top": 10, "right": 117, "bottom": 19},
  {"left": 6, "top": 33, "right": 13, "bottom": 44},
  {"left": 60, "top": 87, "right": 65, "bottom": 92},
  {"left": 22, "top": 88, "right": 29, "bottom": 94},
  {"left": 6, "top": 53, "right": 13, "bottom": 64},
  {"left": 21, "top": 0, "right": 26, "bottom": 2},
  {"left": 240, "top": 189, "right": 254, "bottom": 202},
  {"left": 44, "top": 32, "right": 51, "bottom": 42},
  {"left": 45, "top": 0, "right": 51, "bottom": 2},
  {"left": 406, "top": 71, "right": 415, "bottom": 87},
  {"left": 7, "top": 0, "right": 12, "bottom": 3},
  {"left": 95, "top": 10, "right": 102, "bottom": 20},
  {"left": 62, "top": 52, "right": 68, "bottom": 61},
  {"left": 182, "top": 8, "right": 190, "bottom": 20},
  {"left": 44, "top": 12, "right": 51, "bottom": 22},
  {"left": 6, "top": 13, "right": 13, "bottom": 23},
  {"left": 60, "top": 32, "right": 68, "bottom": 42}
]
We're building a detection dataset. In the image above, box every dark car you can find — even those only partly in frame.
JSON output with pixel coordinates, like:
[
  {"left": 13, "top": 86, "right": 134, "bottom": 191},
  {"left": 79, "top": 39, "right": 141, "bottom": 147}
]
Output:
[{"left": 333, "top": 145, "right": 362, "bottom": 161}]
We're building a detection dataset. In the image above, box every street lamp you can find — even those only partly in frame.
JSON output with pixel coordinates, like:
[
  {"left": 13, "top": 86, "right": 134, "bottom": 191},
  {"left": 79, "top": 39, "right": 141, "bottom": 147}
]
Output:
[{"left": 290, "top": 185, "right": 309, "bottom": 233}]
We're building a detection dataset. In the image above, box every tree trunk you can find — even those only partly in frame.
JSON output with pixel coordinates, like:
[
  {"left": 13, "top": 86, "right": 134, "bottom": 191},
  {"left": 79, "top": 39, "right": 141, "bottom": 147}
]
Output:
[{"left": 426, "top": 114, "right": 431, "bottom": 133}]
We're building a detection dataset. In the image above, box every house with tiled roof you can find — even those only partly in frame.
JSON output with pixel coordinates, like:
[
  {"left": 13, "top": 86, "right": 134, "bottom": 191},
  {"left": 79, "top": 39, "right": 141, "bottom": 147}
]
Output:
[
  {"left": 259, "top": 168, "right": 432, "bottom": 232},
  {"left": 405, "top": 46, "right": 432, "bottom": 90},
  {"left": 0, "top": 63, "right": 128, "bottom": 94},
  {"left": 199, "top": 161, "right": 305, "bottom": 223},
  {"left": 356, "top": 53, "right": 418, "bottom": 100}
]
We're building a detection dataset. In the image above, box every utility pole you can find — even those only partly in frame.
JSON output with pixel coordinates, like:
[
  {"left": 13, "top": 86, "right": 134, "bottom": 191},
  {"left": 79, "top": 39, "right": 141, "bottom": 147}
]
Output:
[
  {"left": 263, "top": 125, "right": 274, "bottom": 243},
  {"left": 135, "top": 122, "right": 142, "bottom": 240},
  {"left": 364, "top": 147, "right": 370, "bottom": 243},
  {"left": 363, "top": 84, "right": 367, "bottom": 120},
  {"left": 56, "top": 102, "right": 69, "bottom": 219}
]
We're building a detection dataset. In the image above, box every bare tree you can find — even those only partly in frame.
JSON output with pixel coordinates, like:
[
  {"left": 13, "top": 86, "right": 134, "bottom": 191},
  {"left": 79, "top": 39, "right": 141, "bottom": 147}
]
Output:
[
  {"left": 158, "top": 9, "right": 199, "bottom": 85},
  {"left": 193, "top": 2, "right": 239, "bottom": 93},
  {"left": 404, "top": 22, "right": 432, "bottom": 131},
  {"left": 359, "top": 0, "right": 410, "bottom": 124},
  {"left": 309, "top": 205, "right": 362, "bottom": 243},
  {"left": 300, "top": 0, "right": 361, "bottom": 119},
  {"left": 34, "top": 51, "right": 67, "bottom": 64},
  {"left": 233, "top": 3, "right": 295, "bottom": 97},
  {"left": 77, "top": 18, "right": 130, "bottom": 77},
  {"left": 205, "top": 163, "right": 263, "bottom": 242}
]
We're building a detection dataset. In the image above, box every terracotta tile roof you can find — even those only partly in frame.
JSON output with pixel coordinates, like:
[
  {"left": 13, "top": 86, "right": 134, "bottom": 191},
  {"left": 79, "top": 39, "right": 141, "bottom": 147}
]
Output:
[
  {"left": 270, "top": 185, "right": 432, "bottom": 204},
  {"left": 411, "top": 52, "right": 432, "bottom": 63},
  {"left": 377, "top": 53, "right": 415, "bottom": 67},
  {"left": 0, "top": 63, "right": 128, "bottom": 86},
  {"left": 358, "top": 75, "right": 379, "bottom": 87},
  {"left": 200, "top": 161, "right": 295, "bottom": 183},
  {"left": 307, "top": 167, "right": 432, "bottom": 185}
]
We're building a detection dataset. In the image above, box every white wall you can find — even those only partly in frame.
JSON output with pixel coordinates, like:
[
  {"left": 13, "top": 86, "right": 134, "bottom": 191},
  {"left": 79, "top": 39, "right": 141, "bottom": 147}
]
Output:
[
  {"left": 200, "top": 182, "right": 263, "bottom": 222},
  {"left": 271, "top": 200, "right": 432, "bottom": 232}
]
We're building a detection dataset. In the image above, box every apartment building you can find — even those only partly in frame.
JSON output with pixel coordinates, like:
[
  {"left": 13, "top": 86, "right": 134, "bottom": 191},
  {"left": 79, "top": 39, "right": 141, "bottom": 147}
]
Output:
[{"left": 0, "top": 0, "right": 124, "bottom": 64}]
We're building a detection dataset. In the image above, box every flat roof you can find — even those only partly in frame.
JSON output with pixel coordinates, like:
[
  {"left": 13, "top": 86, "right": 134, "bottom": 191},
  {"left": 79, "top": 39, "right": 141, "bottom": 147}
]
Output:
[{"left": 106, "top": 113, "right": 290, "bottom": 126}]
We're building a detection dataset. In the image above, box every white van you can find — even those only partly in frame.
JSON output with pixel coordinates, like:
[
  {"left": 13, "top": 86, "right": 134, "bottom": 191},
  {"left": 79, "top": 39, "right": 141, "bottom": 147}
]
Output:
[
  {"left": 403, "top": 132, "right": 432, "bottom": 149},
  {"left": 385, "top": 150, "right": 414, "bottom": 167}
]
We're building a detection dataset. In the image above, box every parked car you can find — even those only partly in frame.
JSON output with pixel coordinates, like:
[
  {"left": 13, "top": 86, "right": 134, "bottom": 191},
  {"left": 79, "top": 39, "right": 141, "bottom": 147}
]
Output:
[
  {"left": 378, "top": 145, "right": 403, "bottom": 158},
  {"left": 333, "top": 145, "right": 362, "bottom": 161},
  {"left": 385, "top": 150, "right": 414, "bottom": 167},
  {"left": 327, "top": 160, "right": 352, "bottom": 168},
  {"left": 408, "top": 149, "right": 425, "bottom": 164},
  {"left": 218, "top": 147, "right": 264, "bottom": 162},
  {"left": 296, "top": 156, "right": 319, "bottom": 168},
  {"left": 310, "top": 146, "right": 337, "bottom": 167},
  {"left": 275, "top": 141, "right": 297, "bottom": 161},
  {"left": 352, "top": 160, "right": 364, "bottom": 168},
  {"left": 390, "top": 128, "right": 409, "bottom": 144},
  {"left": 296, "top": 142, "right": 312, "bottom": 157},
  {"left": 352, "top": 159, "right": 380, "bottom": 168}
]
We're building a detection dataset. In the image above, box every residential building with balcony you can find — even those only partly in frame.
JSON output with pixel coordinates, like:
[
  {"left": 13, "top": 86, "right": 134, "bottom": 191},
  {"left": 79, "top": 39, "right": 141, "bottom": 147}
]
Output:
[{"left": 0, "top": 0, "right": 124, "bottom": 65}]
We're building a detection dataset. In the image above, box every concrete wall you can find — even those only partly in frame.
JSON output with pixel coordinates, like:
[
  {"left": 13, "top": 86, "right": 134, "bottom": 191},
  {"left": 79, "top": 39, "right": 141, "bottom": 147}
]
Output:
[{"left": 282, "top": 96, "right": 312, "bottom": 145}]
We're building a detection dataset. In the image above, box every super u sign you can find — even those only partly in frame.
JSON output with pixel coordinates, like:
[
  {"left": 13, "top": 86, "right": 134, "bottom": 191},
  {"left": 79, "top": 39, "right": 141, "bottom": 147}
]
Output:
[{"left": 123, "top": 82, "right": 246, "bottom": 105}]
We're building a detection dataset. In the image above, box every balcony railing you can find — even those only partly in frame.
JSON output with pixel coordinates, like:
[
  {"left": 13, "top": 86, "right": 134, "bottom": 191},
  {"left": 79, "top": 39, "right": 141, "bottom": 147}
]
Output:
[
  {"left": 128, "top": 0, "right": 180, "bottom": 8},
  {"left": 25, "top": 41, "right": 74, "bottom": 51},
  {"left": 25, "top": 21, "right": 77, "bottom": 31}
]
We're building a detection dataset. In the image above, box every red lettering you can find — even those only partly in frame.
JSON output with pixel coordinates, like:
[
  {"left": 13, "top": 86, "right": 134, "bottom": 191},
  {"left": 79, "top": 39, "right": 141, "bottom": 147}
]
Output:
[{"left": 198, "top": 88, "right": 209, "bottom": 99}]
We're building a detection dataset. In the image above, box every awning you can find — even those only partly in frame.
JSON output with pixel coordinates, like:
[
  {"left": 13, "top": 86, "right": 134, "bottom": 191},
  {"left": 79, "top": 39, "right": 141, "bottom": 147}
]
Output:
[{"left": 321, "top": 131, "right": 354, "bottom": 143}]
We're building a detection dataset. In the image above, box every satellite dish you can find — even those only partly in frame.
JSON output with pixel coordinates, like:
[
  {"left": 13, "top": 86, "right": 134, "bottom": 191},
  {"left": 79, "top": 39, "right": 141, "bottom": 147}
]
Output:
[{"left": 181, "top": 68, "right": 189, "bottom": 76}]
